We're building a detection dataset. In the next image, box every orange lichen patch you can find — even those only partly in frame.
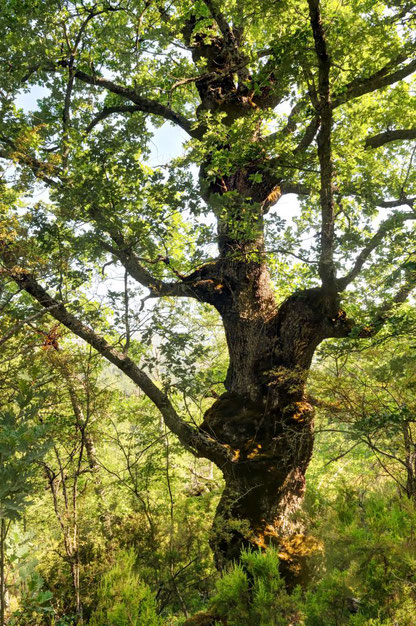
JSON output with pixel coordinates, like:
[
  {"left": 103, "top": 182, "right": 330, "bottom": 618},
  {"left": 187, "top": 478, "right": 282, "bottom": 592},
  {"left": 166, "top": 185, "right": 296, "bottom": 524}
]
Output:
[
  {"left": 264, "top": 523, "right": 279, "bottom": 537},
  {"left": 247, "top": 443, "right": 262, "bottom": 459},
  {"left": 290, "top": 401, "right": 313, "bottom": 423},
  {"left": 331, "top": 309, "right": 347, "bottom": 322},
  {"left": 278, "top": 534, "right": 323, "bottom": 562},
  {"left": 222, "top": 443, "right": 240, "bottom": 462},
  {"left": 214, "top": 283, "right": 224, "bottom": 290},
  {"left": 253, "top": 534, "right": 267, "bottom": 549},
  {"left": 266, "top": 185, "right": 281, "bottom": 205},
  {"left": 9, "top": 265, "right": 29, "bottom": 276},
  {"left": 252, "top": 523, "right": 280, "bottom": 550}
]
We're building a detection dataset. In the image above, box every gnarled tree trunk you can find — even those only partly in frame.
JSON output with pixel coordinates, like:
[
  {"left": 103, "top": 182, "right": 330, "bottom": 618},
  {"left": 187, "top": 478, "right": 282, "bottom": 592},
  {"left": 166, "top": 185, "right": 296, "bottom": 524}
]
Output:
[{"left": 197, "top": 230, "right": 340, "bottom": 582}]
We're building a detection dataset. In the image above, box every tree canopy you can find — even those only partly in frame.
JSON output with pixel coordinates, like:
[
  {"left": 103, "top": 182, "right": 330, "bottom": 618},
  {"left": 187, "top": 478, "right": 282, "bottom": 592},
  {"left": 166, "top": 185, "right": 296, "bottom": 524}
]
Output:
[{"left": 0, "top": 0, "right": 415, "bottom": 592}]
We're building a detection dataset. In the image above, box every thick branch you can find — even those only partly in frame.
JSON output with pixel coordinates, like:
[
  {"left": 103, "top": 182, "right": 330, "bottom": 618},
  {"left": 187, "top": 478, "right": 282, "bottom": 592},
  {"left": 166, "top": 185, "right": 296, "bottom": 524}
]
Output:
[
  {"left": 201, "top": 0, "right": 237, "bottom": 47},
  {"left": 3, "top": 268, "right": 230, "bottom": 466},
  {"left": 89, "top": 206, "right": 211, "bottom": 300},
  {"left": 365, "top": 128, "right": 416, "bottom": 149},
  {"left": 333, "top": 55, "right": 416, "bottom": 108},
  {"left": 377, "top": 196, "right": 415, "bottom": 208},
  {"left": 85, "top": 104, "right": 150, "bottom": 134},
  {"left": 293, "top": 115, "right": 320, "bottom": 154},
  {"left": 337, "top": 212, "right": 416, "bottom": 290},
  {"left": 103, "top": 239, "right": 208, "bottom": 299},
  {"left": 308, "top": 0, "right": 337, "bottom": 297},
  {"left": 68, "top": 68, "right": 200, "bottom": 138}
]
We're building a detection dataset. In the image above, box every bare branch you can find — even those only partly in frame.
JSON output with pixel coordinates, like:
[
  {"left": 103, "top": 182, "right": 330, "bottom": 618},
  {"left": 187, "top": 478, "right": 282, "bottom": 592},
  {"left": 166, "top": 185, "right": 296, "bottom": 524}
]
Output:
[
  {"left": 323, "top": 441, "right": 362, "bottom": 467},
  {"left": 364, "top": 435, "right": 408, "bottom": 468}
]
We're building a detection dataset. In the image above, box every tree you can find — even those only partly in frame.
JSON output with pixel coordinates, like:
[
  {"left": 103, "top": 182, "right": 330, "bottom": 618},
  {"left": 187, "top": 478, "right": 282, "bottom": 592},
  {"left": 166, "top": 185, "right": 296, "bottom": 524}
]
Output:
[
  {"left": 311, "top": 318, "right": 416, "bottom": 502},
  {"left": 0, "top": 382, "right": 49, "bottom": 626},
  {"left": 0, "top": 0, "right": 415, "bottom": 583}
]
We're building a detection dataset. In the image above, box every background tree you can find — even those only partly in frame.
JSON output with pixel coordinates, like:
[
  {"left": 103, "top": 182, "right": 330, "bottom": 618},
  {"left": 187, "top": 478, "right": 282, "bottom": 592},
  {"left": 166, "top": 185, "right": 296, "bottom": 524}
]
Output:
[
  {"left": 311, "top": 310, "right": 416, "bottom": 502},
  {"left": 0, "top": 377, "right": 50, "bottom": 626},
  {"left": 0, "top": 0, "right": 415, "bottom": 583}
]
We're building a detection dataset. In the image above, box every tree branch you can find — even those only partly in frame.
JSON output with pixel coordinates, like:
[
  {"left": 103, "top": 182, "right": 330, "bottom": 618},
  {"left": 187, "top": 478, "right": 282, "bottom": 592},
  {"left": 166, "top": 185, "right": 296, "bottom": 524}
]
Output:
[
  {"left": 201, "top": 0, "right": 237, "bottom": 47},
  {"left": 88, "top": 205, "right": 213, "bottom": 300},
  {"left": 2, "top": 267, "right": 231, "bottom": 466},
  {"left": 376, "top": 196, "right": 415, "bottom": 209},
  {"left": 293, "top": 115, "right": 320, "bottom": 154},
  {"left": 359, "top": 263, "right": 416, "bottom": 337},
  {"left": 67, "top": 68, "right": 201, "bottom": 138},
  {"left": 337, "top": 212, "right": 416, "bottom": 290},
  {"left": 0, "top": 136, "right": 64, "bottom": 187},
  {"left": 307, "top": 0, "right": 337, "bottom": 298},
  {"left": 84, "top": 105, "right": 148, "bottom": 134},
  {"left": 101, "top": 238, "right": 208, "bottom": 300},
  {"left": 0, "top": 305, "right": 59, "bottom": 348},
  {"left": 333, "top": 54, "right": 416, "bottom": 108},
  {"left": 365, "top": 128, "right": 416, "bottom": 149}
]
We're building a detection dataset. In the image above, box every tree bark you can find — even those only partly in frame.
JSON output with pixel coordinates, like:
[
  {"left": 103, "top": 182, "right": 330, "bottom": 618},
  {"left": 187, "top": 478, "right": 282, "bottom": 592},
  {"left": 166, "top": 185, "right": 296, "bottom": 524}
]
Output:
[
  {"left": 403, "top": 423, "right": 416, "bottom": 503},
  {"left": 198, "top": 240, "right": 340, "bottom": 583},
  {"left": 0, "top": 519, "right": 5, "bottom": 626}
]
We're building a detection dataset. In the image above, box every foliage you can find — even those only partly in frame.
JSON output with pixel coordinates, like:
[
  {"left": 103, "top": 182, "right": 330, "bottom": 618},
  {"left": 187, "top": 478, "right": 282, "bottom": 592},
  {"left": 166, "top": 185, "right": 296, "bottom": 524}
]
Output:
[
  {"left": 212, "top": 549, "right": 302, "bottom": 625},
  {"left": 89, "top": 550, "right": 161, "bottom": 626},
  {"left": 304, "top": 486, "right": 416, "bottom": 625},
  {"left": 309, "top": 321, "right": 416, "bottom": 499},
  {"left": 9, "top": 572, "right": 54, "bottom": 626},
  {"left": 0, "top": 382, "right": 50, "bottom": 522},
  {"left": 0, "top": 0, "right": 415, "bottom": 623}
]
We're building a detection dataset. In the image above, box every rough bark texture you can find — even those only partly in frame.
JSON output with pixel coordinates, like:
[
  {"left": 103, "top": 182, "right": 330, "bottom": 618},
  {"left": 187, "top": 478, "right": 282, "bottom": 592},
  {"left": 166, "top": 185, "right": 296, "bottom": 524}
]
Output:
[{"left": 198, "top": 255, "right": 340, "bottom": 582}]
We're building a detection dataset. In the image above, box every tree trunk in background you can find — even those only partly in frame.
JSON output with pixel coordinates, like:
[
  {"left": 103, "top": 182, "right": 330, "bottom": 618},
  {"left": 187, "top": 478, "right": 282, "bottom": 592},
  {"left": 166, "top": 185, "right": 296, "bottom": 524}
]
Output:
[
  {"left": 403, "top": 423, "right": 416, "bottom": 503},
  {"left": 0, "top": 519, "right": 6, "bottom": 626}
]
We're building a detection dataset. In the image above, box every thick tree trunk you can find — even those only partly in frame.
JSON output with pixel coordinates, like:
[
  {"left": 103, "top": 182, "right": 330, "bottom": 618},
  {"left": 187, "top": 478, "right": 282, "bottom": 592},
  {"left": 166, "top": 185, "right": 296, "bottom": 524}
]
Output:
[
  {"left": 203, "top": 381, "right": 316, "bottom": 584},
  {"left": 199, "top": 250, "right": 334, "bottom": 583}
]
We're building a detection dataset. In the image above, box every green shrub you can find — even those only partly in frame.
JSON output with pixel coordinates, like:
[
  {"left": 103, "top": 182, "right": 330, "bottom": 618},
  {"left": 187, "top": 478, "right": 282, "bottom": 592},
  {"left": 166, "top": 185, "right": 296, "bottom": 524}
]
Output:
[
  {"left": 9, "top": 572, "right": 54, "bottom": 625},
  {"left": 304, "top": 487, "right": 416, "bottom": 625},
  {"left": 212, "top": 548, "right": 302, "bottom": 626},
  {"left": 89, "top": 550, "right": 161, "bottom": 626}
]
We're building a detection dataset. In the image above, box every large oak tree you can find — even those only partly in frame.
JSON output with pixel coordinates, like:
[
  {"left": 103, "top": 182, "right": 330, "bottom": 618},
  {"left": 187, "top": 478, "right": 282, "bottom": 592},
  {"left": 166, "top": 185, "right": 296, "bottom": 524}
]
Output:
[{"left": 0, "top": 0, "right": 415, "bottom": 582}]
